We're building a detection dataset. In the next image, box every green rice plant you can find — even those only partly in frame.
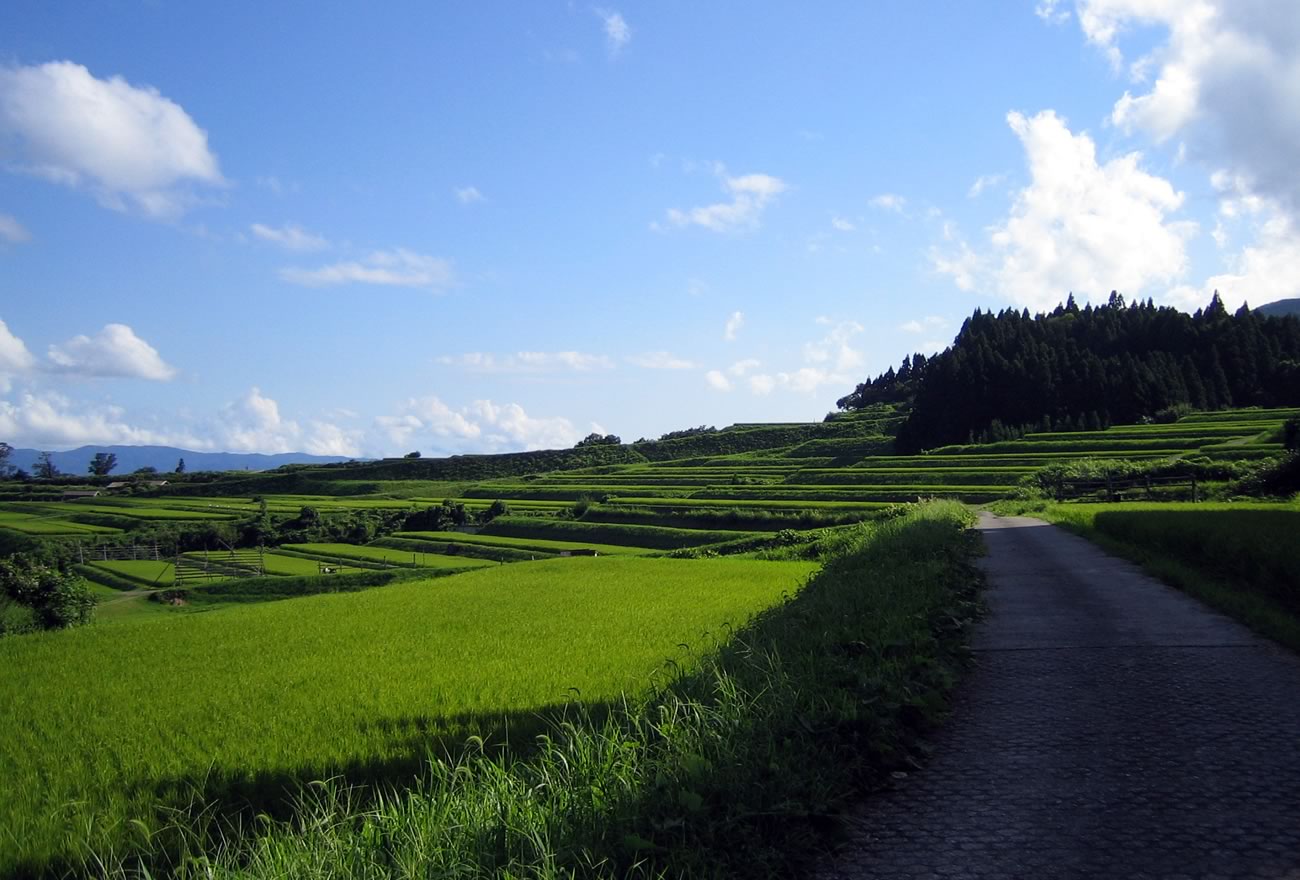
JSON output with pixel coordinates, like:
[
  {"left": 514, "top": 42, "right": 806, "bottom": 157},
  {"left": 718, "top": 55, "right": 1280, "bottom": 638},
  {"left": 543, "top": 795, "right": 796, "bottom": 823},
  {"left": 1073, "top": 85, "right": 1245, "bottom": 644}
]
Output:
[
  {"left": 395, "top": 530, "right": 656, "bottom": 557},
  {"left": 480, "top": 516, "right": 763, "bottom": 550},
  {"left": 0, "top": 557, "right": 815, "bottom": 874},
  {"left": 281, "top": 542, "right": 498, "bottom": 570},
  {"left": 77, "top": 501, "right": 979, "bottom": 880}
]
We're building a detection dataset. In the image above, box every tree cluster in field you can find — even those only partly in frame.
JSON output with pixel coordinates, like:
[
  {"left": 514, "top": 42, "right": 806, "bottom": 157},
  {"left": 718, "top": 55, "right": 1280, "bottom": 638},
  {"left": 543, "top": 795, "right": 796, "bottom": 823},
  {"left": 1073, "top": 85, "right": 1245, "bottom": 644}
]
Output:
[
  {"left": 0, "top": 557, "right": 95, "bottom": 637},
  {"left": 574, "top": 432, "right": 622, "bottom": 447},
  {"left": 401, "top": 498, "right": 509, "bottom": 532},
  {"left": 838, "top": 293, "right": 1300, "bottom": 452},
  {"left": 237, "top": 502, "right": 411, "bottom": 548}
]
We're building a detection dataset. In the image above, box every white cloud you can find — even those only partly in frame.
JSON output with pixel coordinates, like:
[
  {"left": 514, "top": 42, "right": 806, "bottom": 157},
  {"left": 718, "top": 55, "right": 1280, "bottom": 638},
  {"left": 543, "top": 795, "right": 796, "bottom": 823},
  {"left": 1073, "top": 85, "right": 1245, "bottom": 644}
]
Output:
[
  {"left": 217, "top": 387, "right": 301, "bottom": 453},
  {"left": 0, "top": 319, "right": 35, "bottom": 373},
  {"left": 437, "top": 351, "right": 613, "bottom": 373},
  {"left": 301, "top": 421, "right": 362, "bottom": 458},
  {"left": 0, "top": 61, "right": 223, "bottom": 217},
  {"left": 46, "top": 323, "right": 176, "bottom": 381},
  {"left": 738, "top": 320, "right": 864, "bottom": 398},
  {"left": 967, "top": 173, "right": 1007, "bottom": 198},
  {"left": 727, "top": 358, "right": 760, "bottom": 377},
  {"left": 932, "top": 110, "right": 1196, "bottom": 308},
  {"left": 377, "top": 396, "right": 580, "bottom": 454},
  {"left": 0, "top": 391, "right": 204, "bottom": 448},
  {"left": 724, "top": 310, "right": 744, "bottom": 341},
  {"left": 0, "top": 213, "right": 30, "bottom": 243},
  {"left": 1168, "top": 207, "right": 1300, "bottom": 310},
  {"left": 869, "top": 193, "right": 907, "bottom": 212},
  {"left": 704, "top": 370, "right": 732, "bottom": 392},
  {"left": 1072, "top": 0, "right": 1300, "bottom": 213},
  {"left": 595, "top": 8, "right": 631, "bottom": 55},
  {"left": 830, "top": 215, "right": 856, "bottom": 232},
  {"left": 1035, "top": 0, "right": 1071, "bottom": 24},
  {"left": 626, "top": 351, "right": 696, "bottom": 370},
  {"left": 454, "top": 185, "right": 484, "bottom": 204},
  {"left": 901, "top": 316, "right": 946, "bottom": 334},
  {"left": 665, "top": 171, "right": 787, "bottom": 233},
  {"left": 280, "top": 248, "right": 453, "bottom": 289},
  {"left": 250, "top": 222, "right": 328, "bottom": 252}
]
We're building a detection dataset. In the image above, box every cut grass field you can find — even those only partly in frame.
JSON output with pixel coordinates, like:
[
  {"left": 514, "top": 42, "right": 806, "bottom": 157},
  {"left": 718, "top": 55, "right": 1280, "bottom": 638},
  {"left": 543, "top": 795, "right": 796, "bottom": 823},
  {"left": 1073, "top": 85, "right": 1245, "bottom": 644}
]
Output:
[{"left": 0, "top": 556, "right": 816, "bottom": 874}]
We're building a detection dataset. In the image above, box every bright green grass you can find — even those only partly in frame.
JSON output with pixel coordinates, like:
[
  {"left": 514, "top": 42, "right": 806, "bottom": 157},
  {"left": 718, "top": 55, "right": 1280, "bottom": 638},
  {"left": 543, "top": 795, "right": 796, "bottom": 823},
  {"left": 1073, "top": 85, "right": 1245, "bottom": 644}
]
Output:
[
  {"left": 85, "top": 559, "right": 175, "bottom": 587},
  {"left": 282, "top": 542, "right": 498, "bottom": 569},
  {"left": 259, "top": 552, "right": 364, "bottom": 576},
  {"left": 0, "top": 557, "right": 815, "bottom": 873},
  {"left": 36, "top": 503, "right": 235, "bottom": 521},
  {"left": 0, "top": 513, "right": 121, "bottom": 535},
  {"left": 398, "top": 530, "right": 658, "bottom": 556}
]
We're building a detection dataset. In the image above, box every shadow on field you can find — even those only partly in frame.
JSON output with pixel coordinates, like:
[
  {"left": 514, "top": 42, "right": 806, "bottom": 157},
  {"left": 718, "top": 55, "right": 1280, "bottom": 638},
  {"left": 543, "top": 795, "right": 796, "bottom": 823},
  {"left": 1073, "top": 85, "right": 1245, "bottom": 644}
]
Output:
[
  {"left": 5, "top": 702, "right": 626, "bottom": 880},
  {"left": 151, "top": 699, "right": 624, "bottom": 818}
]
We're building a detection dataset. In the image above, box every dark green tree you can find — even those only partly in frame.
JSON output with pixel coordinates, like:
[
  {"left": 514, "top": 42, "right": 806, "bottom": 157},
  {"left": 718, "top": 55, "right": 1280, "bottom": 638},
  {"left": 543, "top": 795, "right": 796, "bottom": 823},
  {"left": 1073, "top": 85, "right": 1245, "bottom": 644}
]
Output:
[
  {"left": 0, "top": 441, "right": 11, "bottom": 477},
  {"left": 0, "top": 558, "right": 95, "bottom": 632},
  {"left": 88, "top": 452, "right": 118, "bottom": 476},
  {"left": 33, "top": 452, "right": 59, "bottom": 479}
]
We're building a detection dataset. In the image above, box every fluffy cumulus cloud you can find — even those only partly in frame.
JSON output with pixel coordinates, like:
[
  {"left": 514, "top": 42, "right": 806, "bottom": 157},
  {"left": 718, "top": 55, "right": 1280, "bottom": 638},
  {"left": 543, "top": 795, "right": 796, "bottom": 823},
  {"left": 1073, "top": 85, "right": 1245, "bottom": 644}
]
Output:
[
  {"left": 376, "top": 396, "right": 579, "bottom": 454},
  {"left": 214, "top": 386, "right": 359, "bottom": 456},
  {"left": 664, "top": 172, "right": 787, "bottom": 233},
  {"left": 280, "top": 248, "right": 453, "bottom": 289},
  {"left": 453, "top": 185, "right": 484, "bottom": 204},
  {"left": 250, "top": 222, "right": 328, "bottom": 251},
  {"left": 704, "top": 370, "right": 732, "bottom": 392},
  {"left": 0, "top": 318, "right": 36, "bottom": 391},
  {"left": 1063, "top": 0, "right": 1300, "bottom": 306},
  {"left": 933, "top": 110, "right": 1196, "bottom": 308},
  {"left": 626, "top": 351, "right": 696, "bottom": 370},
  {"left": 869, "top": 194, "right": 907, "bottom": 212},
  {"left": 46, "top": 323, "right": 176, "bottom": 381},
  {"left": 0, "top": 391, "right": 203, "bottom": 448},
  {"left": 437, "top": 351, "right": 614, "bottom": 373},
  {"left": 0, "top": 213, "right": 30, "bottom": 243},
  {"left": 0, "top": 61, "right": 223, "bottom": 217},
  {"left": 595, "top": 8, "right": 631, "bottom": 55}
]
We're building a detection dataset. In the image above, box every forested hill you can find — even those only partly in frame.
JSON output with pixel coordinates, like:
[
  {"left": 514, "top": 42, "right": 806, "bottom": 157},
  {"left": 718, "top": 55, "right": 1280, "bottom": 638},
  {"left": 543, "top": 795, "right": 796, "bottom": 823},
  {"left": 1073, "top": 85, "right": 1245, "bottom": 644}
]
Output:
[{"left": 838, "top": 293, "right": 1300, "bottom": 453}]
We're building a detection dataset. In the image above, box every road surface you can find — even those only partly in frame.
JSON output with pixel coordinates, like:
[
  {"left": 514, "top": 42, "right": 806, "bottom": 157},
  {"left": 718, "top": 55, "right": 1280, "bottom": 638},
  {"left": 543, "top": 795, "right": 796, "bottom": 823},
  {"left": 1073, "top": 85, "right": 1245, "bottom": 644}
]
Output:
[{"left": 819, "top": 512, "right": 1300, "bottom": 880}]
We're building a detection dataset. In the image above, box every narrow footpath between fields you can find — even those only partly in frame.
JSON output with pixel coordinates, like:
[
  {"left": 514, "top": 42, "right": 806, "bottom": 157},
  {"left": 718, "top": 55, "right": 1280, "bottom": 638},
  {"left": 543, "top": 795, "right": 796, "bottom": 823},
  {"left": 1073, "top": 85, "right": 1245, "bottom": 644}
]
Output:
[{"left": 819, "top": 512, "right": 1300, "bottom": 880}]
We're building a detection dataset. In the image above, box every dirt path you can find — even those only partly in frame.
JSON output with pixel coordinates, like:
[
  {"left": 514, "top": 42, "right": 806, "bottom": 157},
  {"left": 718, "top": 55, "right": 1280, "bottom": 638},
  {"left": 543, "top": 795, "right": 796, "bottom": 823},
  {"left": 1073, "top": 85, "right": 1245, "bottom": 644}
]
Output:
[{"left": 819, "top": 512, "right": 1300, "bottom": 879}]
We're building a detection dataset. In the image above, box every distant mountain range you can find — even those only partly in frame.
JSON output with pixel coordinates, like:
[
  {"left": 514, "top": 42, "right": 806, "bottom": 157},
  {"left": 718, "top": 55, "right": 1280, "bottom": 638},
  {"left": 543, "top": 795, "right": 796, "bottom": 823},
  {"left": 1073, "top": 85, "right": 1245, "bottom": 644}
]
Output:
[
  {"left": 4, "top": 445, "right": 353, "bottom": 475},
  {"left": 1257, "top": 298, "right": 1300, "bottom": 318}
]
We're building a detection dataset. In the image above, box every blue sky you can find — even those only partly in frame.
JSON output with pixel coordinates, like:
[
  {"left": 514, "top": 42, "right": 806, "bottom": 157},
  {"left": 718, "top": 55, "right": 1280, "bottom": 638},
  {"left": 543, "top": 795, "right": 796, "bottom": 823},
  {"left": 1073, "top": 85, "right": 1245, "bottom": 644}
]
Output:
[{"left": 2, "top": 1, "right": 1298, "bottom": 457}]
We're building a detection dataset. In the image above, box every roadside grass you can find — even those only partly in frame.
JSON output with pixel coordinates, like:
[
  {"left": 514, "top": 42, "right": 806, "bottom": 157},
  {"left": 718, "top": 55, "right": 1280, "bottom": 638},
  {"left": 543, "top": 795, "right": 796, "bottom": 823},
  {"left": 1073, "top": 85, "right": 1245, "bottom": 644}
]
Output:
[
  {"left": 73, "top": 500, "right": 981, "bottom": 880},
  {"left": 0, "top": 556, "right": 815, "bottom": 875},
  {"left": 991, "top": 500, "right": 1300, "bottom": 652}
]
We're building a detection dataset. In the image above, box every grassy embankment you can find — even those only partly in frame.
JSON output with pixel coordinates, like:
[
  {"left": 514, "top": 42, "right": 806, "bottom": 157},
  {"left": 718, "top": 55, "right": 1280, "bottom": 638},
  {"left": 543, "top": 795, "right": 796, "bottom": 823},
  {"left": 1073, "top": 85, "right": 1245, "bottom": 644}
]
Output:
[{"left": 1, "top": 501, "right": 980, "bottom": 879}]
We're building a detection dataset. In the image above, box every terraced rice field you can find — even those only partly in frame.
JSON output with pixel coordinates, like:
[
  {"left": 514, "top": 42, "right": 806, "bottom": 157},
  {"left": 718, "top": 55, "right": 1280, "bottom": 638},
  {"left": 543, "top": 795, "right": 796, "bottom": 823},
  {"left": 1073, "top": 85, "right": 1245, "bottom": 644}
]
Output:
[
  {"left": 0, "top": 557, "right": 816, "bottom": 872},
  {"left": 281, "top": 542, "right": 498, "bottom": 569}
]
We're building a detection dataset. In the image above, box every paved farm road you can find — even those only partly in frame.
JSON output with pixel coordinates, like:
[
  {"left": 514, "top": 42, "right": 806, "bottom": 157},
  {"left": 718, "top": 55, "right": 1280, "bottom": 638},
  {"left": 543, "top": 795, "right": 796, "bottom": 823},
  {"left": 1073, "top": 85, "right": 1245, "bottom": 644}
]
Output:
[{"left": 819, "top": 512, "right": 1300, "bottom": 880}]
